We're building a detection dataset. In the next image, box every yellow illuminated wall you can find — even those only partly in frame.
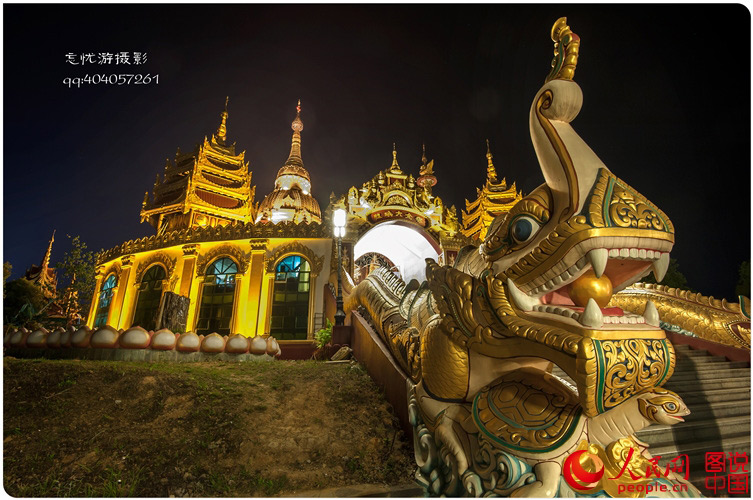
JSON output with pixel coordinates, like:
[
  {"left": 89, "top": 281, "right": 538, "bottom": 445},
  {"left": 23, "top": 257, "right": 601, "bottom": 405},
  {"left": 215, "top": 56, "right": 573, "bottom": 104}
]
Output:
[{"left": 87, "top": 238, "right": 332, "bottom": 340}]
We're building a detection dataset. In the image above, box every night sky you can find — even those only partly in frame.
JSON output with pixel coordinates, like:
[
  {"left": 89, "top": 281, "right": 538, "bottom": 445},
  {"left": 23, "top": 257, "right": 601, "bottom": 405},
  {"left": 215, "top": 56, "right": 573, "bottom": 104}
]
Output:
[{"left": 3, "top": 4, "right": 750, "bottom": 301}]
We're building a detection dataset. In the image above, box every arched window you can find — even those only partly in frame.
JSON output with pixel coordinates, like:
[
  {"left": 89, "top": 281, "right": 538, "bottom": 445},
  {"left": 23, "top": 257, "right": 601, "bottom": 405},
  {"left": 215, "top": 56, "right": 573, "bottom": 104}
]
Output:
[
  {"left": 93, "top": 274, "right": 117, "bottom": 328},
  {"left": 196, "top": 257, "right": 238, "bottom": 336},
  {"left": 131, "top": 265, "right": 166, "bottom": 331},
  {"left": 270, "top": 255, "right": 310, "bottom": 340}
]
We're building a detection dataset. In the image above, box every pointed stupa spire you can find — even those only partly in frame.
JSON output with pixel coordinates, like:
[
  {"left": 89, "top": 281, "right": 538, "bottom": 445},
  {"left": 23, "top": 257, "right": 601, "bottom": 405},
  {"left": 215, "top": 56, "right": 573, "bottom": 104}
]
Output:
[
  {"left": 283, "top": 99, "right": 305, "bottom": 169},
  {"left": 217, "top": 96, "right": 229, "bottom": 143},
  {"left": 41, "top": 230, "right": 55, "bottom": 271},
  {"left": 389, "top": 142, "right": 402, "bottom": 173},
  {"left": 486, "top": 139, "right": 498, "bottom": 182},
  {"left": 421, "top": 143, "right": 428, "bottom": 166}
]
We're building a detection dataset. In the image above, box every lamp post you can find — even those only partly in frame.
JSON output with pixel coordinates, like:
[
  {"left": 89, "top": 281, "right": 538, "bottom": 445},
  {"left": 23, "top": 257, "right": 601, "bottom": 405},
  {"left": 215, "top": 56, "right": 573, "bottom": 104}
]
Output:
[{"left": 333, "top": 208, "right": 347, "bottom": 326}]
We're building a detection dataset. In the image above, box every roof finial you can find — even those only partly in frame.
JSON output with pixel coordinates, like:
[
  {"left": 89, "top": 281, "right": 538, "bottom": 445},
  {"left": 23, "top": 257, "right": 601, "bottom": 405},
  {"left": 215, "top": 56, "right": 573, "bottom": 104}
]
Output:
[
  {"left": 41, "top": 230, "right": 55, "bottom": 270},
  {"left": 283, "top": 100, "right": 305, "bottom": 170},
  {"left": 217, "top": 97, "right": 229, "bottom": 142},
  {"left": 292, "top": 99, "right": 303, "bottom": 133},
  {"left": 390, "top": 143, "right": 402, "bottom": 173},
  {"left": 421, "top": 143, "right": 428, "bottom": 166},
  {"left": 485, "top": 139, "right": 498, "bottom": 182}
]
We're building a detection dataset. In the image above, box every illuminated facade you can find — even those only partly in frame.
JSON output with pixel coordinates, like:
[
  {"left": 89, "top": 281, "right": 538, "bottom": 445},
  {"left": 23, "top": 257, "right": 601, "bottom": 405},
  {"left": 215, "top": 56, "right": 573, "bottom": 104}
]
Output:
[
  {"left": 461, "top": 140, "right": 521, "bottom": 241},
  {"left": 89, "top": 102, "right": 330, "bottom": 342},
  {"left": 87, "top": 103, "right": 507, "bottom": 342}
]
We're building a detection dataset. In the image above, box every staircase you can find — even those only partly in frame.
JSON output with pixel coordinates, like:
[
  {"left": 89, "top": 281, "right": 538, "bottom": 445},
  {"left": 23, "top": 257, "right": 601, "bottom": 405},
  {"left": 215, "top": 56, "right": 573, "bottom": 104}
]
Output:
[{"left": 554, "top": 344, "right": 751, "bottom": 496}]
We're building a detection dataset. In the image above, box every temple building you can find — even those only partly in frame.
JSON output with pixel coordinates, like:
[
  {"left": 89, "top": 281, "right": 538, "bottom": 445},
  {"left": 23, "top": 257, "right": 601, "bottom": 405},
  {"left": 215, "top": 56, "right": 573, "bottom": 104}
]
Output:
[
  {"left": 24, "top": 230, "right": 58, "bottom": 299},
  {"left": 85, "top": 100, "right": 514, "bottom": 344},
  {"left": 88, "top": 101, "right": 330, "bottom": 342},
  {"left": 461, "top": 140, "right": 521, "bottom": 241}
]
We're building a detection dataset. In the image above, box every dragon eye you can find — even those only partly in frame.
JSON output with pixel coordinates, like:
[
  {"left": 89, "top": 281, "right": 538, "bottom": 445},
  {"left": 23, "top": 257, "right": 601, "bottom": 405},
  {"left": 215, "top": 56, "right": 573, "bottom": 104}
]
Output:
[
  {"left": 666, "top": 403, "right": 677, "bottom": 412},
  {"left": 510, "top": 216, "right": 541, "bottom": 245}
]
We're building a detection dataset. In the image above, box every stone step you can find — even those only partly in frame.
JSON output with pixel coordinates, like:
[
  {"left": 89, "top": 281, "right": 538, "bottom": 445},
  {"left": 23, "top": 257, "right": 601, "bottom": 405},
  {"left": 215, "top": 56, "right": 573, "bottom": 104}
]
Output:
[
  {"left": 682, "top": 400, "right": 753, "bottom": 421},
  {"left": 665, "top": 376, "right": 750, "bottom": 391},
  {"left": 675, "top": 355, "right": 738, "bottom": 366},
  {"left": 672, "top": 361, "right": 750, "bottom": 373},
  {"left": 677, "top": 387, "right": 750, "bottom": 405},
  {"left": 649, "top": 433, "right": 751, "bottom": 461},
  {"left": 635, "top": 415, "right": 751, "bottom": 446},
  {"left": 668, "top": 367, "right": 750, "bottom": 381},
  {"left": 676, "top": 349, "right": 718, "bottom": 358}
]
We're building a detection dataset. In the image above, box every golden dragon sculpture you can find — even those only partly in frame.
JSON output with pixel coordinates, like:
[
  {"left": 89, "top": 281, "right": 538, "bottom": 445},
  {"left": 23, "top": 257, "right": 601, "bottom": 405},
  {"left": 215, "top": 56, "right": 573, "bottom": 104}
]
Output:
[{"left": 344, "top": 17, "right": 748, "bottom": 498}]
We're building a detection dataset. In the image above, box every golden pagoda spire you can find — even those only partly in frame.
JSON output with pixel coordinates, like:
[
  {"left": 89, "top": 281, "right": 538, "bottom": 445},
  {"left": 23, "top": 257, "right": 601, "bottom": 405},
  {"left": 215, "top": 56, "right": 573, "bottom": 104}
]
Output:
[
  {"left": 41, "top": 230, "right": 55, "bottom": 272},
  {"left": 217, "top": 96, "right": 229, "bottom": 143},
  {"left": 421, "top": 143, "right": 428, "bottom": 166},
  {"left": 486, "top": 139, "right": 498, "bottom": 182},
  {"left": 389, "top": 143, "right": 402, "bottom": 173},
  {"left": 284, "top": 99, "right": 304, "bottom": 168}
]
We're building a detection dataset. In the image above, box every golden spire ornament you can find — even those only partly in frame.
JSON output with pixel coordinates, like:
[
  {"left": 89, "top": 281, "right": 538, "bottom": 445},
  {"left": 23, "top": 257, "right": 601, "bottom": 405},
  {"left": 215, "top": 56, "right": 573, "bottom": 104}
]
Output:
[
  {"left": 486, "top": 139, "right": 498, "bottom": 182},
  {"left": 217, "top": 96, "right": 229, "bottom": 142}
]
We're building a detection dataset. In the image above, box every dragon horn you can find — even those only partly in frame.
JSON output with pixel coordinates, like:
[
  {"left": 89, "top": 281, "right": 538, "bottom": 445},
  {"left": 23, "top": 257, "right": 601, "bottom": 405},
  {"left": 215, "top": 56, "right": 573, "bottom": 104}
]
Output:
[{"left": 529, "top": 17, "right": 610, "bottom": 222}]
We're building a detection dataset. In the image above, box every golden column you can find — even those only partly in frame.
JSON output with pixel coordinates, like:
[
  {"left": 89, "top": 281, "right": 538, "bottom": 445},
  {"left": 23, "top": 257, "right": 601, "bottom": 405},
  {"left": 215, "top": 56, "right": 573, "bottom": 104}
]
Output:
[
  {"left": 180, "top": 244, "right": 200, "bottom": 331},
  {"left": 112, "top": 255, "right": 135, "bottom": 329},
  {"left": 86, "top": 265, "right": 106, "bottom": 328},
  {"left": 246, "top": 239, "right": 268, "bottom": 336}
]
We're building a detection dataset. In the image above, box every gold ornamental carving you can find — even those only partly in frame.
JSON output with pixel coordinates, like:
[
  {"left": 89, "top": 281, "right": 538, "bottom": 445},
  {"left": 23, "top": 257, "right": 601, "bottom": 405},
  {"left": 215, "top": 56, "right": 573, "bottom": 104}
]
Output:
[
  {"left": 591, "top": 338, "right": 674, "bottom": 414},
  {"left": 546, "top": 17, "right": 580, "bottom": 83},
  {"left": 103, "top": 262, "right": 122, "bottom": 282},
  {"left": 195, "top": 244, "right": 250, "bottom": 276},
  {"left": 181, "top": 244, "right": 199, "bottom": 257},
  {"left": 249, "top": 239, "right": 268, "bottom": 251},
  {"left": 264, "top": 241, "right": 323, "bottom": 277},
  {"left": 134, "top": 252, "right": 176, "bottom": 283},
  {"left": 584, "top": 169, "right": 674, "bottom": 234},
  {"left": 611, "top": 283, "right": 751, "bottom": 349}
]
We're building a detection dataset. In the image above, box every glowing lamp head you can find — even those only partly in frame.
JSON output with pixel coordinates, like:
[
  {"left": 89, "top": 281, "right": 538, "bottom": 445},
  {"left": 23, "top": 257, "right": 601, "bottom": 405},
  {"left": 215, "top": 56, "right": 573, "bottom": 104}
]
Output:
[{"left": 333, "top": 208, "right": 347, "bottom": 237}]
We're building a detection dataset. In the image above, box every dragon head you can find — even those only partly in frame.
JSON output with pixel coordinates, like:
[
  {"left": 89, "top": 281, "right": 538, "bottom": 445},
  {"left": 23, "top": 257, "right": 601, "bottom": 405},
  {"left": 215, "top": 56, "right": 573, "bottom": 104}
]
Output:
[
  {"left": 480, "top": 19, "right": 673, "bottom": 338},
  {"left": 430, "top": 19, "right": 678, "bottom": 417}
]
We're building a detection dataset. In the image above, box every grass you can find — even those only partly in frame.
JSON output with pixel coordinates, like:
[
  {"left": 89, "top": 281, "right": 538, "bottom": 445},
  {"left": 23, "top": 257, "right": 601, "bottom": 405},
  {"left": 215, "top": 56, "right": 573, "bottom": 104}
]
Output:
[{"left": 4, "top": 357, "right": 415, "bottom": 497}]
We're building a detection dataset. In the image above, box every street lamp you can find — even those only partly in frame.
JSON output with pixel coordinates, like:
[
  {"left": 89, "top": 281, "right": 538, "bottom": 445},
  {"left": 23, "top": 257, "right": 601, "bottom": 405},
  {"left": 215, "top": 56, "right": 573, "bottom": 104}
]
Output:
[{"left": 333, "top": 208, "right": 347, "bottom": 326}]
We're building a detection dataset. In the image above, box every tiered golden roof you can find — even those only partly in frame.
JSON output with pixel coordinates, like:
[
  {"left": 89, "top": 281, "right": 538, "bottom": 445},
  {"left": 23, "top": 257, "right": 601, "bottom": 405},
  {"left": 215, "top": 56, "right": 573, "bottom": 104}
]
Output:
[
  {"left": 340, "top": 144, "right": 459, "bottom": 239},
  {"left": 256, "top": 101, "right": 322, "bottom": 224},
  {"left": 140, "top": 98, "right": 256, "bottom": 234},
  {"left": 461, "top": 140, "right": 522, "bottom": 241}
]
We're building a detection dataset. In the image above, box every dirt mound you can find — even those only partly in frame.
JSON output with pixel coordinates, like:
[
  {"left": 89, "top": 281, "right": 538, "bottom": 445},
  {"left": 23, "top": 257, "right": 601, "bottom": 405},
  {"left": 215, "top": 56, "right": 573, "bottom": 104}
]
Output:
[{"left": 3, "top": 358, "right": 415, "bottom": 497}]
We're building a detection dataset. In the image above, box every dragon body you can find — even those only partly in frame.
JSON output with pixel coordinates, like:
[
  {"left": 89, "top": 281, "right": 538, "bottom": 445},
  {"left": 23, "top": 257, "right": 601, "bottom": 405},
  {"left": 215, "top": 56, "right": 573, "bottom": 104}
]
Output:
[{"left": 344, "top": 18, "right": 746, "bottom": 498}]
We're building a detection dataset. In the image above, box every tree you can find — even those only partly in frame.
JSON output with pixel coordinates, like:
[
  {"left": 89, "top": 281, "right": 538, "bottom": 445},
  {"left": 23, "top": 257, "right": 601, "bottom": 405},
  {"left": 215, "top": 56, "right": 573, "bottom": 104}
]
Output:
[
  {"left": 641, "top": 257, "right": 690, "bottom": 290},
  {"left": 3, "top": 278, "right": 47, "bottom": 328},
  {"left": 3, "top": 261, "right": 12, "bottom": 298},
  {"left": 56, "top": 235, "right": 98, "bottom": 313},
  {"left": 736, "top": 261, "right": 750, "bottom": 298}
]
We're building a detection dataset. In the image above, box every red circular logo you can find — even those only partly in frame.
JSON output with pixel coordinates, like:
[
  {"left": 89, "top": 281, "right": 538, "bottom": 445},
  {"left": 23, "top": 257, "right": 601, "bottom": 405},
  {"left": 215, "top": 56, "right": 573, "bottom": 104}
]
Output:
[{"left": 563, "top": 450, "right": 605, "bottom": 491}]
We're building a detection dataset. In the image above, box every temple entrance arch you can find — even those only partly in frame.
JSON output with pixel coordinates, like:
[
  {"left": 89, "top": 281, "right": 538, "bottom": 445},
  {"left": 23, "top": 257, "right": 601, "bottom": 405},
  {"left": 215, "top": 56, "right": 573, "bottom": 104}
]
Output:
[{"left": 353, "top": 221, "right": 441, "bottom": 284}]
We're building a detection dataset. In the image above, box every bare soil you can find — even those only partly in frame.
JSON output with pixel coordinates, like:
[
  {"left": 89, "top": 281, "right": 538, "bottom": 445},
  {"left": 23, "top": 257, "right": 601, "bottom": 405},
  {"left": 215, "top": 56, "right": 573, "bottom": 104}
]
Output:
[{"left": 3, "top": 357, "right": 415, "bottom": 497}]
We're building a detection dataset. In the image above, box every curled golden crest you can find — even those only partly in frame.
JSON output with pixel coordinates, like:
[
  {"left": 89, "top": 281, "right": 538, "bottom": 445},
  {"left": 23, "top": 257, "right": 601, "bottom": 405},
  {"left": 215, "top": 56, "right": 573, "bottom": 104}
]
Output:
[{"left": 546, "top": 17, "right": 581, "bottom": 83}]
